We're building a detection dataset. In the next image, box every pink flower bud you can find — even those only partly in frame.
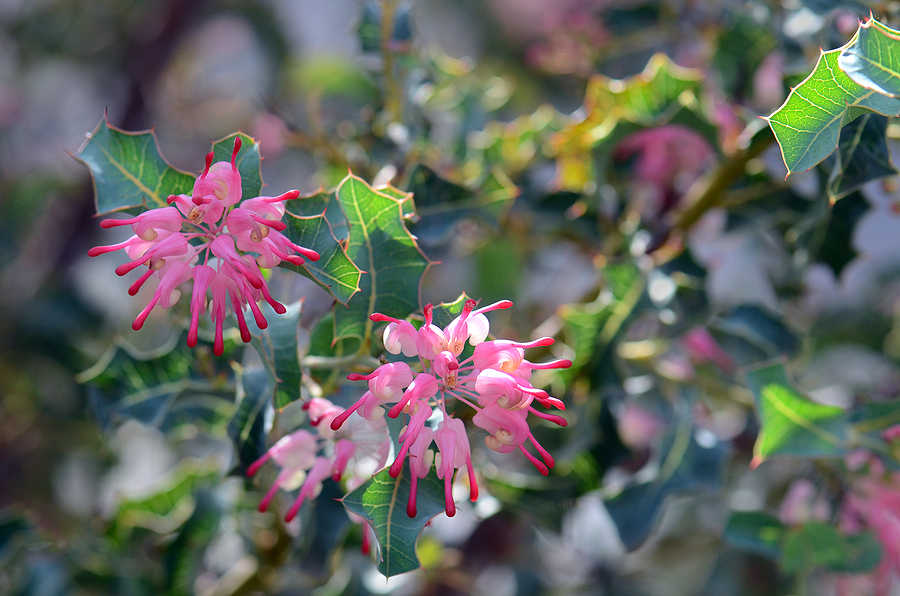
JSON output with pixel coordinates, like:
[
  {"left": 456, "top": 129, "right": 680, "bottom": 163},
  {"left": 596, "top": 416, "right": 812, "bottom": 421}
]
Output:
[
  {"left": 131, "top": 260, "right": 192, "bottom": 331},
  {"left": 285, "top": 456, "right": 333, "bottom": 522},
  {"left": 434, "top": 417, "right": 477, "bottom": 517},
  {"left": 406, "top": 427, "right": 435, "bottom": 518},
  {"left": 99, "top": 207, "right": 183, "bottom": 241},
  {"left": 380, "top": 318, "right": 418, "bottom": 357}
]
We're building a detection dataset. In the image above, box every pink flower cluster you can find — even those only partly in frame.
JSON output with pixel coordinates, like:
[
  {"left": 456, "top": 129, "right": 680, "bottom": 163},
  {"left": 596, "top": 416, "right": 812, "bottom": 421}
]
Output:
[
  {"left": 331, "top": 298, "right": 572, "bottom": 518},
  {"left": 838, "top": 450, "right": 900, "bottom": 596},
  {"left": 247, "top": 397, "right": 390, "bottom": 530},
  {"left": 88, "top": 140, "right": 319, "bottom": 355}
]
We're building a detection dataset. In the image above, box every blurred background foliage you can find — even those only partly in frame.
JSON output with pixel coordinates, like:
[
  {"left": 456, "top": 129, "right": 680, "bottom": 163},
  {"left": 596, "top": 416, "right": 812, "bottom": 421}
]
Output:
[{"left": 5, "top": 0, "right": 900, "bottom": 595}]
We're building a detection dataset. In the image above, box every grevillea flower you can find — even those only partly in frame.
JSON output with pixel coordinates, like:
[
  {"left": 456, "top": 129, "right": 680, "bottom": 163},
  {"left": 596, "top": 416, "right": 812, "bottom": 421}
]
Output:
[
  {"left": 248, "top": 397, "right": 390, "bottom": 523},
  {"left": 332, "top": 299, "right": 572, "bottom": 518},
  {"left": 88, "top": 139, "right": 320, "bottom": 355},
  {"left": 837, "top": 452, "right": 900, "bottom": 596}
]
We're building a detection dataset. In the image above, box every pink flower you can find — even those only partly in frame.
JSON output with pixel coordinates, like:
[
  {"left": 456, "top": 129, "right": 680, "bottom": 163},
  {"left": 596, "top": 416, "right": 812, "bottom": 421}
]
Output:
[
  {"left": 248, "top": 397, "right": 390, "bottom": 523},
  {"left": 89, "top": 139, "right": 320, "bottom": 355},
  {"left": 333, "top": 298, "right": 571, "bottom": 518},
  {"left": 681, "top": 326, "right": 734, "bottom": 373},
  {"left": 838, "top": 452, "right": 900, "bottom": 595}
]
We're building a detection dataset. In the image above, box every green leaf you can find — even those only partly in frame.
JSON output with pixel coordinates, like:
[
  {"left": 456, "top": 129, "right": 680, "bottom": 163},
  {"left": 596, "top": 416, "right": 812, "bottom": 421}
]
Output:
[
  {"left": 405, "top": 165, "right": 518, "bottom": 245},
  {"left": 79, "top": 334, "right": 236, "bottom": 435},
  {"left": 851, "top": 399, "right": 900, "bottom": 435},
  {"left": 331, "top": 174, "right": 432, "bottom": 344},
  {"left": 74, "top": 116, "right": 195, "bottom": 214},
  {"left": 247, "top": 301, "right": 307, "bottom": 410},
  {"left": 164, "top": 490, "right": 223, "bottom": 596},
  {"left": 744, "top": 362, "right": 847, "bottom": 466},
  {"left": 781, "top": 522, "right": 881, "bottom": 574},
  {"left": 282, "top": 193, "right": 362, "bottom": 305},
  {"left": 209, "top": 132, "right": 263, "bottom": 200},
  {"left": 429, "top": 292, "right": 472, "bottom": 329},
  {"left": 552, "top": 53, "right": 703, "bottom": 191},
  {"left": 766, "top": 48, "right": 900, "bottom": 174},
  {"left": 342, "top": 463, "right": 446, "bottom": 577},
  {"left": 604, "top": 425, "right": 727, "bottom": 550},
  {"left": 815, "top": 192, "right": 867, "bottom": 277},
  {"left": 228, "top": 367, "right": 273, "bottom": 475},
  {"left": 827, "top": 112, "right": 897, "bottom": 201},
  {"left": 558, "top": 262, "right": 644, "bottom": 384},
  {"left": 839, "top": 18, "right": 900, "bottom": 98},
  {"left": 724, "top": 511, "right": 785, "bottom": 559},
  {"left": 112, "top": 460, "right": 220, "bottom": 540}
]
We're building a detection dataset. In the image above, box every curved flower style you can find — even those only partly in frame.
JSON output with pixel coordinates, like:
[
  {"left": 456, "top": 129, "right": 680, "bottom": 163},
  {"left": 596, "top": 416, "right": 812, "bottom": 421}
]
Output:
[
  {"left": 332, "top": 299, "right": 571, "bottom": 518},
  {"left": 248, "top": 397, "right": 391, "bottom": 524},
  {"left": 88, "top": 139, "right": 320, "bottom": 355}
]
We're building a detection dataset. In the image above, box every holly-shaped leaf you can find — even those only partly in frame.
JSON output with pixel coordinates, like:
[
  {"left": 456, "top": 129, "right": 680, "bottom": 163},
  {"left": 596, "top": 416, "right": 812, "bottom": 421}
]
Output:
[
  {"left": 228, "top": 366, "right": 273, "bottom": 475},
  {"left": 405, "top": 165, "right": 518, "bottom": 246},
  {"left": 839, "top": 17, "right": 900, "bottom": 98},
  {"left": 74, "top": 119, "right": 269, "bottom": 217},
  {"left": 342, "top": 463, "right": 446, "bottom": 577},
  {"left": 79, "top": 333, "right": 236, "bottom": 435},
  {"left": 331, "top": 174, "right": 432, "bottom": 345},
  {"left": 247, "top": 301, "right": 307, "bottom": 410},
  {"left": 827, "top": 112, "right": 897, "bottom": 201},
  {"left": 744, "top": 362, "right": 847, "bottom": 467},
  {"left": 74, "top": 116, "right": 195, "bottom": 214},
  {"left": 283, "top": 192, "right": 362, "bottom": 306},
  {"left": 766, "top": 48, "right": 900, "bottom": 175}
]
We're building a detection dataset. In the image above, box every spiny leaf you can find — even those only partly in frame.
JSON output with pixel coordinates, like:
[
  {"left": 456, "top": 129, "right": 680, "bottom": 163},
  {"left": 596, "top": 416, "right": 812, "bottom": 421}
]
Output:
[
  {"left": 74, "top": 116, "right": 195, "bottom": 214},
  {"left": 827, "top": 112, "right": 897, "bottom": 201},
  {"left": 78, "top": 333, "right": 236, "bottom": 435},
  {"left": 430, "top": 292, "right": 475, "bottom": 329},
  {"left": 331, "top": 174, "right": 432, "bottom": 345},
  {"left": 838, "top": 17, "right": 900, "bottom": 98},
  {"left": 228, "top": 366, "right": 272, "bottom": 474},
  {"left": 744, "top": 362, "right": 847, "bottom": 467},
  {"left": 283, "top": 191, "right": 362, "bottom": 305},
  {"left": 766, "top": 48, "right": 900, "bottom": 175},
  {"left": 342, "top": 463, "right": 446, "bottom": 577},
  {"left": 405, "top": 164, "right": 518, "bottom": 245},
  {"left": 247, "top": 301, "right": 307, "bottom": 410}
]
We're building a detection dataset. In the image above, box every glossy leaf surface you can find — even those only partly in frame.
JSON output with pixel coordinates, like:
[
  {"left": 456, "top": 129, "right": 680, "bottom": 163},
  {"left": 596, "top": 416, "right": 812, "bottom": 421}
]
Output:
[
  {"left": 342, "top": 463, "right": 446, "bottom": 577},
  {"left": 74, "top": 117, "right": 195, "bottom": 214},
  {"left": 745, "top": 363, "right": 847, "bottom": 465},
  {"left": 767, "top": 48, "right": 900, "bottom": 174}
]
